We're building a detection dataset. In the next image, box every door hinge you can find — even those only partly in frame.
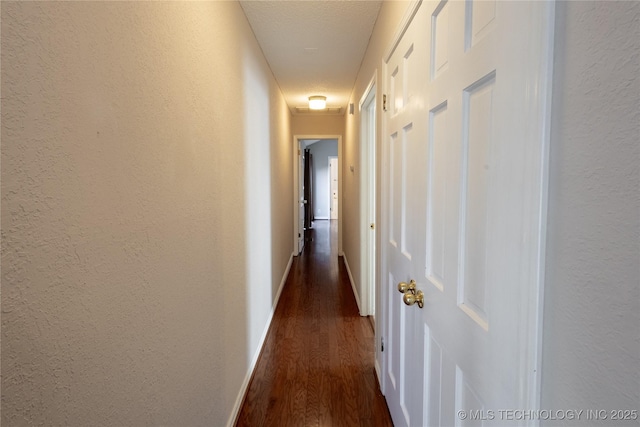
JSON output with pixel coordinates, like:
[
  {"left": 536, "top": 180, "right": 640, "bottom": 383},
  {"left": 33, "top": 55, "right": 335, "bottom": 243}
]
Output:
[
  {"left": 381, "top": 336, "right": 385, "bottom": 352},
  {"left": 383, "top": 94, "right": 387, "bottom": 112}
]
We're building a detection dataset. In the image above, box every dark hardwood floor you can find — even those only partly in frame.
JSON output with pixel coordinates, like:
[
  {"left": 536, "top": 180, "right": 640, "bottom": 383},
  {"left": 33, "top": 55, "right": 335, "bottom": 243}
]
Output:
[{"left": 235, "top": 220, "right": 393, "bottom": 427}]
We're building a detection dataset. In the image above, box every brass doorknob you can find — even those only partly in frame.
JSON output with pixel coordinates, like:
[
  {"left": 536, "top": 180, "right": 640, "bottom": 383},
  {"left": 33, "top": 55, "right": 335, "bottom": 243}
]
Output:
[
  {"left": 398, "top": 280, "right": 416, "bottom": 294},
  {"left": 403, "top": 290, "right": 424, "bottom": 308}
]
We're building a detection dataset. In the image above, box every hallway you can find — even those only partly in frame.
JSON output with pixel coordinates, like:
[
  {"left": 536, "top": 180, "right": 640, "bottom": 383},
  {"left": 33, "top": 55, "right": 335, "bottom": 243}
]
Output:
[
  {"left": 2, "top": 2, "right": 637, "bottom": 425},
  {"left": 236, "top": 220, "right": 393, "bottom": 426}
]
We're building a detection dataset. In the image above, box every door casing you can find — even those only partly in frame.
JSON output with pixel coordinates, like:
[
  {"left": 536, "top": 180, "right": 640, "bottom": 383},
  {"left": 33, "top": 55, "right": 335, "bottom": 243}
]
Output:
[
  {"left": 329, "top": 156, "right": 339, "bottom": 220},
  {"left": 293, "top": 135, "right": 343, "bottom": 256},
  {"left": 359, "top": 73, "right": 378, "bottom": 319}
]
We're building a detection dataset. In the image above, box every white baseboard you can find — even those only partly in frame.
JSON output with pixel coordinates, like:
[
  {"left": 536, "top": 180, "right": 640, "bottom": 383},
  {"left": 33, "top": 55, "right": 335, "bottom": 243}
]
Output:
[
  {"left": 313, "top": 216, "right": 329, "bottom": 220},
  {"left": 375, "top": 358, "right": 383, "bottom": 394},
  {"left": 226, "top": 252, "right": 294, "bottom": 427},
  {"left": 342, "top": 254, "right": 362, "bottom": 315}
]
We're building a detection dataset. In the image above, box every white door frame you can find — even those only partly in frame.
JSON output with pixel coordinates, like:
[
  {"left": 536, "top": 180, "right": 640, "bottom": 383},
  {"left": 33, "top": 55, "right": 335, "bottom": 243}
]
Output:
[
  {"left": 296, "top": 139, "right": 305, "bottom": 254},
  {"left": 292, "top": 135, "right": 343, "bottom": 255},
  {"left": 359, "top": 73, "right": 377, "bottom": 320},
  {"left": 329, "top": 156, "right": 338, "bottom": 220}
]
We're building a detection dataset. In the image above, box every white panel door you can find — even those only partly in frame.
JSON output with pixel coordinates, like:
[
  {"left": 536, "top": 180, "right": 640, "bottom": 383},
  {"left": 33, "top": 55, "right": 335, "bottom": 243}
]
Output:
[{"left": 381, "top": 1, "right": 554, "bottom": 426}]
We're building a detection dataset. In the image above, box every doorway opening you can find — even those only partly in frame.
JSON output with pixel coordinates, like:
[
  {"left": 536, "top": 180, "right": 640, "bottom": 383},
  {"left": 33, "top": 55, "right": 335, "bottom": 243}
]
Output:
[{"left": 293, "top": 135, "right": 343, "bottom": 256}]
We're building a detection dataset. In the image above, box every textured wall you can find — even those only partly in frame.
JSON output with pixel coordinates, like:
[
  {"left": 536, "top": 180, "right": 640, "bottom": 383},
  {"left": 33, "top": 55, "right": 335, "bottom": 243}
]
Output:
[
  {"left": 291, "top": 114, "right": 345, "bottom": 137},
  {"left": 541, "top": 1, "right": 639, "bottom": 424},
  {"left": 1, "top": 2, "right": 292, "bottom": 425}
]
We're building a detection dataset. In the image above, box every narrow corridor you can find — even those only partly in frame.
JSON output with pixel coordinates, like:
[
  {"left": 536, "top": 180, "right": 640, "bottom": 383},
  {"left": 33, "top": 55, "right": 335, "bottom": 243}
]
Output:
[{"left": 236, "top": 220, "right": 393, "bottom": 426}]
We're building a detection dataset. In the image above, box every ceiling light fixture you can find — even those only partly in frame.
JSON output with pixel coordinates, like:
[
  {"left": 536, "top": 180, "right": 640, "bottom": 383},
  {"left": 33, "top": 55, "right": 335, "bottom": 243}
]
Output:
[{"left": 308, "top": 96, "right": 327, "bottom": 110}]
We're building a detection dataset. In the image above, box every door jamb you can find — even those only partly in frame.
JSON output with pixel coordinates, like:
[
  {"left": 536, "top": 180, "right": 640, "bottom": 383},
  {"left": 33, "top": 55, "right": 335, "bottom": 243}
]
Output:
[
  {"left": 359, "top": 73, "right": 377, "bottom": 320},
  {"left": 328, "top": 156, "right": 338, "bottom": 220}
]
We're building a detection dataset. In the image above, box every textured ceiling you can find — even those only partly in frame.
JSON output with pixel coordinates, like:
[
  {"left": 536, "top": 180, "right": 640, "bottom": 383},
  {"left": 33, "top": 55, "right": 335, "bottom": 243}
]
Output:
[{"left": 240, "top": 0, "right": 382, "bottom": 115}]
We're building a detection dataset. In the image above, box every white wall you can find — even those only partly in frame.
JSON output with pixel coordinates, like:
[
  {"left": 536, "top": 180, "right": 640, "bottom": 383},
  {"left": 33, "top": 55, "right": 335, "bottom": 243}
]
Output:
[
  {"left": 1, "top": 2, "right": 292, "bottom": 425},
  {"left": 308, "top": 140, "right": 338, "bottom": 220},
  {"left": 541, "top": 1, "right": 639, "bottom": 422}
]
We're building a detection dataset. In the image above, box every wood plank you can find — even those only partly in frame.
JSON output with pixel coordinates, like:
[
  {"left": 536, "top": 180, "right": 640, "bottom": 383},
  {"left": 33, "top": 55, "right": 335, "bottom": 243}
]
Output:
[{"left": 235, "top": 220, "right": 393, "bottom": 426}]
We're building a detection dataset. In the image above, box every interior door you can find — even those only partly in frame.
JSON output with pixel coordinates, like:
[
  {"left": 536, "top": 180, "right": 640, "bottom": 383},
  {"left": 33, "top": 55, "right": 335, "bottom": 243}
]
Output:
[
  {"left": 381, "top": 1, "right": 554, "bottom": 426},
  {"left": 298, "top": 144, "right": 305, "bottom": 254},
  {"left": 329, "top": 157, "right": 338, "bottom": 220}
]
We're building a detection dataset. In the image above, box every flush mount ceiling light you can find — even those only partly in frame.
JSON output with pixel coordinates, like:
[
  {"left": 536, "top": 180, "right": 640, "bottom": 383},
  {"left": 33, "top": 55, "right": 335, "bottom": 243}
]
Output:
[{"left": 308, "top": 96, "right": 327, "bottom": 110}]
